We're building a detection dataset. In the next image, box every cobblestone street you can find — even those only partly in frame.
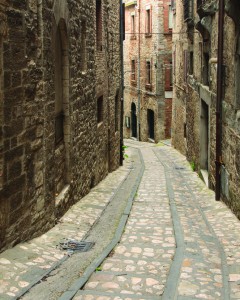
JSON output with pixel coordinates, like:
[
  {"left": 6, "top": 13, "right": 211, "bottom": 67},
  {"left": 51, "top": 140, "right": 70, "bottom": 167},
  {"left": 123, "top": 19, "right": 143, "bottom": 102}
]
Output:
[{"left": 1, "top": 140, "right": 240, "bottom": 300}]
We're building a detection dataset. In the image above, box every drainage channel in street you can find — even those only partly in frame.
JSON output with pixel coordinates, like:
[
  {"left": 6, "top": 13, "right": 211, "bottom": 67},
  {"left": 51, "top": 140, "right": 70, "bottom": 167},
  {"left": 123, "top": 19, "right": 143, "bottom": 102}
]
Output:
[{"left": 19, "top": 147, "right": 145, "bottom": 300}]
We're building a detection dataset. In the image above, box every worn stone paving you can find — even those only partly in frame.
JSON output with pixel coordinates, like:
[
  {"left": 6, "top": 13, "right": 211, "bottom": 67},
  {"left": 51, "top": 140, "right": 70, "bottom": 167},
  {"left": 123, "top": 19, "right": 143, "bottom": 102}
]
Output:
[
  {"left": 1, "top": 140, "right": 240, "bottom": 300},
  {"left": 74, "top": 144, "right": 175, "bottom": 300},
  {"left": 73, "top": 140, "right": 240, "bottom": 300},
  {"left": 0, "top": 153, "right": 133, "bottom": 300}
]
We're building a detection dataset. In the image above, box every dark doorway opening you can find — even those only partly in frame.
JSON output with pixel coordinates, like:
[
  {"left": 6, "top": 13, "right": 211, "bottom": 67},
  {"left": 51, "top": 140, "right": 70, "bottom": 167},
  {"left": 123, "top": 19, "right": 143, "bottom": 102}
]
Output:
[
  {"left": 200, "top": 100, "right": 209, "bottom": 170},
  {"left": 147, "top": 109, "right": 154, "bottom": 140},
  {"left": 131, "top": 102, "right": 137, "bottom": 138}
]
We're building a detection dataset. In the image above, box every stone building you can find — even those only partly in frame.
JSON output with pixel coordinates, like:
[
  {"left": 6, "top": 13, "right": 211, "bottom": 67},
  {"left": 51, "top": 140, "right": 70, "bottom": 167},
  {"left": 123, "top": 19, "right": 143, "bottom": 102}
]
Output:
[
  {"left": 123, "top": 0, "right": 173, "bottom": 142},
  {"left": 0, "top": 0, "right": 122, "bottom": 252},
  {"left": 172, "top": 0, "right": 240, "bottom": 217}
]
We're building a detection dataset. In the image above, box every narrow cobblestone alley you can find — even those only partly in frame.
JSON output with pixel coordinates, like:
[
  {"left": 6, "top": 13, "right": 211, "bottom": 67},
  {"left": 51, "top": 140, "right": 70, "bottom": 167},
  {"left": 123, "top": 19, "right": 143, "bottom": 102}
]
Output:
[{"left": 1, "top": 140, "right": 240, "bottom": 300}]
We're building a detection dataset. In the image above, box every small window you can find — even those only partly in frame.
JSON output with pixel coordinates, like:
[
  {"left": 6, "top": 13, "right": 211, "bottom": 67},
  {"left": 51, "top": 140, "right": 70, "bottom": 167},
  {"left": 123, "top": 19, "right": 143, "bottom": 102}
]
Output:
[
  {"left": 170, "top": 61, "right": 173, "bottom": 87},
  {"left": 146, "top": 61, "right": 151, "bottom": 85},
  {"left": 80, "top": 19, "right": 87, "bottom": 71},
  {"left": 169, "top": 5, "right": 173, "bottom": 29},
  {"left": 171, "top": 0, "right": 176, "bottom": 10},
  {"left": 96, "top": 0, "right": 102, "bottom": 51},
  {"left": 203, "top": 52, "right": 209, "bottom": 86},
  {"left": 184, "top": 0, "right": 193, "bottom": 21},
  {"left": 97, "top": 96, "right": 103, "bottom": 123},
  {"left": 189, "top": 51, "right": 193, "bottom": 75},
  {"left": 145, "top": 6, "right": 152, "bottom": 36},
  {"left": 115, "top": 90, "right": 119, "bottom": 132},
  {"left": 131, "top": 14, "right": 135, "bottom": 35},
  {"left": 131, "top": 59, "right": 136, "bottom": 81},
  {"left": 184, "top": 50, "right": 188, "bottom": 83},
  {"left": 165, "top": 60, "right": 173, "bottom": 91}
]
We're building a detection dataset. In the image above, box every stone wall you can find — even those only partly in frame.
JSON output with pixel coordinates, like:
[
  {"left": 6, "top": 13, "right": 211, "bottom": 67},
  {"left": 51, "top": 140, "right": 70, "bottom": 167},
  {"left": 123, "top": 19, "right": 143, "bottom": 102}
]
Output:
[
  {"left": 123, "top": 0, "right": 173, "bottom": 142},
  {"left": 172, "top": 0, "right": 240, "bottom": 218},
  {"left": 0, "top": 0, "right": 121, "bottom": 252}
]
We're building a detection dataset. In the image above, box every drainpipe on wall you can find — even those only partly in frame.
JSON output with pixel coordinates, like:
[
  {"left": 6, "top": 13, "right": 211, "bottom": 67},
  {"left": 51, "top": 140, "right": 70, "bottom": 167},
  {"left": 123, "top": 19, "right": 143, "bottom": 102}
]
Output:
[
  {"left": 215, "top": 0, "right": 225, "bottom": 200},
  {"left": 120, "top": 0, "right": 124, "bottom": 166},
  {"left": 137, "top": 0, "right": 141, "bottom": 141}
]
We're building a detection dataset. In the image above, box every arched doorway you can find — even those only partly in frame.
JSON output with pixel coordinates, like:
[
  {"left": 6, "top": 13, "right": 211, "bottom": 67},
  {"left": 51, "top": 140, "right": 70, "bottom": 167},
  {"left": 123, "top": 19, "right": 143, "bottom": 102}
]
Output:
[
  {"left": 131, "top": 102, "right": 137, "bottom": 138},
  {"left": 147, "top": 109, "right": 154, "bottom": 140}
]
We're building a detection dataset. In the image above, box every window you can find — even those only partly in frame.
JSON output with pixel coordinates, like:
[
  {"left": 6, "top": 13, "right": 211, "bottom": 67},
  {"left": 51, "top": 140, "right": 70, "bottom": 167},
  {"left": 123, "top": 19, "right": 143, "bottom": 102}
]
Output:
[
  {"left": 170, "top": 61, "right": 173, "bottom": 87},
  {"left": 54, "top": 19, "right": 70, "bottom": 192},
  {"left": 184, "top": 0, "right": 193, "bottom": 21},
  {"left": 203, "top": 52, "right": 209, "bottom": 86},
  {"left": 131, "top": 13, "right": 135, "bottom": 37},
  {"left": 189, "top": 51, "right": 193, "bottom": 75},
  {"left": 96, "top": 0, "right": 102, "bottom": 51},
  {"left": 55, "top": 24, "right": 64, "bottom": 144},
  {"left": 80, "top": 19, "right": 87, "bottom": 71},
  {"left": 236, "top": 39, "right": 240, "bottom": 108},
  {"left": 146, "top": 60, "right": 151, "bottom": 85},
  {"left": 97, "top": 96, "right": 103, "bottom": 123},
  {"left": 171, "top": 0, "right": 176, "bottom": 10},
  {"left": 197, "top": 0, "right": 207, "bottom": 9},
  {"left": 0, "top": 38, "right": 3, "bottom": 189},
  {"left": 165, "top": 60, "right": 173, "bottom": 91},
  {"left": 145, "top": 6, "right": 152, "bottom": 36},
  {"left": 131, "top": 59, "right": 136, "bottom": 81},
  {"left": 184, "top": 50, "right": 188, "bottom": 83},
  {"left": 115, "top": 90, "right": 119, "bottom": 132},
  {"left": 169, "top": 5, "right": 173, "bottom": 29}
]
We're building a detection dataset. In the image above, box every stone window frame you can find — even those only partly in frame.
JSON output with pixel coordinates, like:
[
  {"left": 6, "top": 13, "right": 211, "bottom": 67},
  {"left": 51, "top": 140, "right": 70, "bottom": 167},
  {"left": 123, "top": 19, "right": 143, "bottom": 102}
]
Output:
[
  {"left": 145, "top": 5, "right": 152, "bottom": 37},
  {"left": 131, "top": 58, "right": 136, "bottom": 84},
  {"left": 168, "top": 5, "right": 173, "bottom": 30},
  {"left": 130, "top": 12, "right": 136, "bottom": 39},
  {"left": 145, "top": 59, "right": 152, "bottom": 89}
]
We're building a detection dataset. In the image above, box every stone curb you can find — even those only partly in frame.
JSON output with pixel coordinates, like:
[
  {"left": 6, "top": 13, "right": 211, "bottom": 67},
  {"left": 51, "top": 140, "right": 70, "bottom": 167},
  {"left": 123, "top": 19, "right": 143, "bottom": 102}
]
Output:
[
  {"left": 10, "top": 155, "right": 134, "bottom": 300},
  {"left": 58, "top": 148, "right": 145, "bottom": 300}
]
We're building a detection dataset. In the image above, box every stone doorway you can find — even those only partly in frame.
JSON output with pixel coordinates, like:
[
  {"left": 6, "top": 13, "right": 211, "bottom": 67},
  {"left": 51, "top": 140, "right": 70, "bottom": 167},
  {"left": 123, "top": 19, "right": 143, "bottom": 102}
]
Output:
[{"left": 131, "top": 102, "right": 137, "bottom": 138}]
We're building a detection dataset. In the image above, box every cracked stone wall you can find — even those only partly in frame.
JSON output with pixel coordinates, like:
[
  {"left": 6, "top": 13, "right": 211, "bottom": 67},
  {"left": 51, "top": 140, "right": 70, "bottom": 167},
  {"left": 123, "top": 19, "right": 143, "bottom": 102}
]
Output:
[{"left": 0, "top": 0, "right": 121, "bottom": 252}]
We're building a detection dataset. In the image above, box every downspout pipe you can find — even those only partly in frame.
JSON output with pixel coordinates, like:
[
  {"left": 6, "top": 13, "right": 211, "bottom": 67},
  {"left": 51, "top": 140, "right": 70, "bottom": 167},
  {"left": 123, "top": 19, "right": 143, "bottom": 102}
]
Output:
[
  {"left": 120, "top": 0, "right": 124, "bottom": 166},
  {"left": 215, "top": 0, "right": 225, "bottom": 200},
  {"left": 137, "top": 0, "right": 141, "bottom": 141}
]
